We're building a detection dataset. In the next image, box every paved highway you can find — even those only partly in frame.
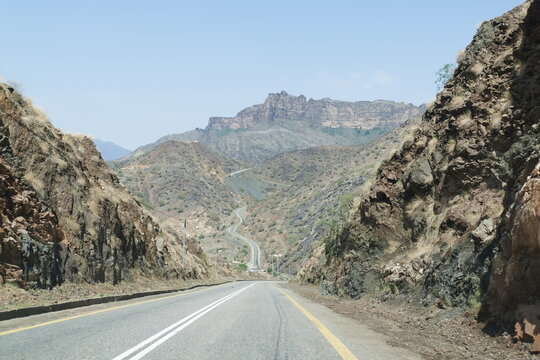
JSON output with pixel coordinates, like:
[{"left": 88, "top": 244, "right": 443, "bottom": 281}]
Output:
[
  {"left": 225, "top": 168, "right": 252, "bottom": 177},
  {"left": 227, "top": 206, "right": 262, "bottom": 271},
  {"left": 0, "top": 282, "right": 420, "bottom": 360}
]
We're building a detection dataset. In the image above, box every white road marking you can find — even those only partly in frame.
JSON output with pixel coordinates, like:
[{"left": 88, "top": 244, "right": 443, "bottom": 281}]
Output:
[{"left": 112, "top": 283, "right": 255, "bottom": 360}]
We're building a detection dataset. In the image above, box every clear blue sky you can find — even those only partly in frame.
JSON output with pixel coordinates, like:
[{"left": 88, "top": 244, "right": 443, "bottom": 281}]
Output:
[{"left": 1, "top": 0, "right": 524, "bottom": 149}]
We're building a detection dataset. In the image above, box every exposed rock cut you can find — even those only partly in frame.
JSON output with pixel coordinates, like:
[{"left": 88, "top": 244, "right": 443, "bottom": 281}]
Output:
[
  {"left": 301, "top": 0, "right": 540, "bottom": 344},
  {"left": 0, "top": 83, "right": 209, "bottom": 288}
]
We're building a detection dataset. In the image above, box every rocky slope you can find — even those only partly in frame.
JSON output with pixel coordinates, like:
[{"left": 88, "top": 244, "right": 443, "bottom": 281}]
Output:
[
  {"left": 300, "top": 0, "right": 540, "bottom": 350},
  {"left": 110, "top": 140, "right": 242, "bottom": 238},
  {"left": 0, "top": 83, "right": 209, "bottom": 288},
  {"left": 127, "top": 92, "right": 422, "bottom": 163}
]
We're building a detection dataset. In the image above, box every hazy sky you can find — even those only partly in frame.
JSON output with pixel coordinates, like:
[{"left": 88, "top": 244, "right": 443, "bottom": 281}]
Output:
[{"left": 1, "top": 0, "right": 523, "bottom": 149}]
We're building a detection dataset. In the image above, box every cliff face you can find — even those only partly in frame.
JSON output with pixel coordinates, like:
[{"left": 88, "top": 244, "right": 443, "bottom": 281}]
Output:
[
  {"left": 207, "top": 91, "right": 421, "bottom": 130},
  {"left": 0, "top": 84, "right": 208, "bottom": 288},
  {"left": 301, "top": 0, "right": 540, "bottom": 340}
]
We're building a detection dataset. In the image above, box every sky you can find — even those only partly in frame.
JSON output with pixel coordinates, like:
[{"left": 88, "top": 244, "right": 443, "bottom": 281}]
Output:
[{"left": 1, "top": 0, "right": 524, "bottom": 150}]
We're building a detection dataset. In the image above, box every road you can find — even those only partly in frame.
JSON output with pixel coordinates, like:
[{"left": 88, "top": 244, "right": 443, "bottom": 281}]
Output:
[
  {"left": 225, "top": 168, "right": 252, "bottom": 177},
  {"left": 227, "top": 206, "right": 262, "bottom": 271},
  {"left": 0, "top": 282, "right": 421, "bottom": 360}
]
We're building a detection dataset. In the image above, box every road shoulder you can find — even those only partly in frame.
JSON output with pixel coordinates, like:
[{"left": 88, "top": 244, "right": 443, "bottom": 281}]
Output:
[
  {"left": 277, "top": 282, "right": 422, "bottom": 360},
  {"left": 283, "top": 282, "right": 534, "bottom": 360}
]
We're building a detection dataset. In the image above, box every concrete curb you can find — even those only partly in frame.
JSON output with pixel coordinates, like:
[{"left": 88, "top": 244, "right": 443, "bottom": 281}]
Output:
[{"left": 0, "top": 280, "right": 248, "bottom": 322}]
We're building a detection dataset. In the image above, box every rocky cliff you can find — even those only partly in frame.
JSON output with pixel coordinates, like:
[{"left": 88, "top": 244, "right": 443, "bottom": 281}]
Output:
[
  {"left": 207, "top": 91, "right": 420, "bottom": 130},
  {"left": 0, "top": 84, "right": 208, "bottom": 288},
  {"left": 127, "top": 93, "right": 422, "bottom": 163},
  {"left": 301, "top": 0, "right": 540, "bottom": 347}
]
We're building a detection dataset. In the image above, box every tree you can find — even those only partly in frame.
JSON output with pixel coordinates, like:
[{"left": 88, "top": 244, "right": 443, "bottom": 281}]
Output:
[{"left": 435, "top": 63, "right": 457, "bottom": 91}]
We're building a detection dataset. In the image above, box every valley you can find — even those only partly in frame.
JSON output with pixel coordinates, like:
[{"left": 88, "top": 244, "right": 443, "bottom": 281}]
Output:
[{"left": 2, "top": 1, "right": 540, "bottom": 358}]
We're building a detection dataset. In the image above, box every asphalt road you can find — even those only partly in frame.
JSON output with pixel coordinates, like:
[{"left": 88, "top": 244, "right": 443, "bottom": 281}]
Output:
[
  {"left": 0, "top": 282, "right": 420, "bottom": 360},
  {"left": 227, "top": 206, "right": 262, "bottom": 271},
  {"left": 225, "top": 168, "right": 252, "bottom": 177}
]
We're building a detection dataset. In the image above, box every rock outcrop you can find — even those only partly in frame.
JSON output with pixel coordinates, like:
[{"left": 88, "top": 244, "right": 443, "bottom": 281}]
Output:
[
  {"left": 301, "top": 0, "right": 540, "bottom": 345},
  {"left": 207, "top": 91, "right": 420, "bottom": 130},
  {"left": 0, "top": 83, "right": 209, "bottom": 288}
]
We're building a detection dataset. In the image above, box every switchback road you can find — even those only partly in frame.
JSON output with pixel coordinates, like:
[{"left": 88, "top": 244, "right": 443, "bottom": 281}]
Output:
[
  {"left": 0, "top": 282, "right": 421, "bottom": 360},
  {"left": 227, "top": 206, "right": 262, "bottom": 271}
]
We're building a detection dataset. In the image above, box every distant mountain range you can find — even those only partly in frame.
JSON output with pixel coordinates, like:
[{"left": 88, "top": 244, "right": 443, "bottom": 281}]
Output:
[
  {"left": 125, "top": 91, "right": 423, "bottom": 163},
  {"left": 93, "top": 139, "right": 131, "bottom": 160}
]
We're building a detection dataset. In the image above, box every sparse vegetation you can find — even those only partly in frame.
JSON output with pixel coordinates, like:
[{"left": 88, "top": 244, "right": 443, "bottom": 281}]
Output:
[{"left": 435, "top": 63, "right": 457, "bottom": 91}]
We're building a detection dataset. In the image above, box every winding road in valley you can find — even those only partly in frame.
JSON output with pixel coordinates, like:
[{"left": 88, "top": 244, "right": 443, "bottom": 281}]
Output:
[
  {"left": 224, "top": 167, "right": 262, "bottom": 271},
  {"left": 0, "top": 281, "right": 421, "bottom": 359},
  {"left": 227, "top": 206, "right": 262, "bottom": 271}
]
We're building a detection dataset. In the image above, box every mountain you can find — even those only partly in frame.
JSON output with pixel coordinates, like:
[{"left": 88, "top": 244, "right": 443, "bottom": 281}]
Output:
[
  {"left": 0, "top": 83, "right": 209, "bottom": 288},
  {"left": 110, "top": 140, "right": 242, "bottom": 236},
  {"left": 300, "top": 0, "right": 540, "bottom": 347},
  {"left": 93, "top": 139, "right": 131, "bottom": 161},
  {"left": 126, "top": 92, "right": 423, "bottom": 163},
  {"left": 206, "top": 91, "right": 420, "bottom": 130}
]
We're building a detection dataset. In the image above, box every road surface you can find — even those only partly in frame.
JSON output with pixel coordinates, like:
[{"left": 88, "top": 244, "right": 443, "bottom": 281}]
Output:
[
  {"left": 0, "top": 281, "right": 421, "bottom": 360},
  {"left": 227, "top": 206, "right": 262, "bottom": 271},
  {"left": 225, "top": 168, "right": 252, "bottom": 177}
]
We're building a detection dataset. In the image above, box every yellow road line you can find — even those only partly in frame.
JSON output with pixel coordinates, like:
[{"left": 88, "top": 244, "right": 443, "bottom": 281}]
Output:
[
  {"left": 273, "top": 285, "right": 358, "bottom": 360},
  {"left": 0, "top": 285, "right": 221, "bottom": 337}
]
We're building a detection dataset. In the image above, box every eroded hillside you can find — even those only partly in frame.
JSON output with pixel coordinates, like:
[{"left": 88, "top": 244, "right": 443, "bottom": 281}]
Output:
[
  {"left": 0, "top": 84, "right": 209, "bottom": 288},
  {"left": 300, "top": 0, "right": 540, "bottom": 347}
]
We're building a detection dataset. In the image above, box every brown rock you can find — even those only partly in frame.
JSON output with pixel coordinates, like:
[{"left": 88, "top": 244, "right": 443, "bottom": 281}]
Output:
[{"left": 531, "top": 337, "right": 540, "bottom": 353}]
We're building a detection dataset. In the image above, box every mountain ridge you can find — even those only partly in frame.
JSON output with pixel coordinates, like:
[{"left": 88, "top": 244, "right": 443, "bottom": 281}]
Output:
[{"left": 124, "top": 91, "right": 423, "bottom": 163}]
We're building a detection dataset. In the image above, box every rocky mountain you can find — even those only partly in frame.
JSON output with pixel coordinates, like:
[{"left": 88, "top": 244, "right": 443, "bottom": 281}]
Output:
[
  {"left": 206, "top": 91, "right": 420, "bottom": 130},
  {"left": 110, "top": 140, "right": 242, "bottom": 237},
  {"left": 126, "top": 92, "right": 422, "bottom": 163},
  {"left": 93, "top": 139, "right": 131, "bottom": 161},
  {"left": 300, "top": 0, "right": 540, "bottom": 348},
  {"left": 0, "top": 83, "right": 209, "bottom": 288}
]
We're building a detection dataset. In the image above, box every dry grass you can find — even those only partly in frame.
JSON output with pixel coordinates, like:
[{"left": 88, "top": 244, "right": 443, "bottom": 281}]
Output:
[{"left": 456, "top": 110, "right": 473, "bottom": 129}]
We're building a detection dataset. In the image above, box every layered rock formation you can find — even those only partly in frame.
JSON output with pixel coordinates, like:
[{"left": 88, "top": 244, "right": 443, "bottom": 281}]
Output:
[
  {"left": 127, "top": 93, "right": 422, "bottom": 163},
  {"left": 301, "top": 0, "right": 540, "bottom": 346},
  {"left": 207, "top": 91, "right": 420, "bottom": 130},
  {"left": 0, "top": 83, "right": 208, "bottom": 288}
]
